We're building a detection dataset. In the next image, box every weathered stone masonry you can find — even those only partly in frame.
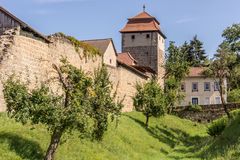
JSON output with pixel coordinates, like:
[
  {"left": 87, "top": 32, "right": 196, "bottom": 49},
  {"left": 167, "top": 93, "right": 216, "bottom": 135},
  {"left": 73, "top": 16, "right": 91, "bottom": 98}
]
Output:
[{"left": 0, "top": 28, "right": 102, "bottom": 111}]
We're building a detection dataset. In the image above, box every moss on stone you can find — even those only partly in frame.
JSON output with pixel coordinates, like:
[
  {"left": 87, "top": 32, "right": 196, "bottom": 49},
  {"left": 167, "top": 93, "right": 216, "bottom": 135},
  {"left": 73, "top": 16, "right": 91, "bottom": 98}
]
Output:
[{"left": 51, "top": 32, "right": 102, "bottom": 58}]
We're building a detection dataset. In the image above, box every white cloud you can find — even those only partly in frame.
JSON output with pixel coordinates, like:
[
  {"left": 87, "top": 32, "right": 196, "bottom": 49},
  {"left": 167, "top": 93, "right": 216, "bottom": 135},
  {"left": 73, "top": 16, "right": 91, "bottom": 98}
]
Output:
[{"left": 175, "top": 18, "right": 194, "bottom": 24}]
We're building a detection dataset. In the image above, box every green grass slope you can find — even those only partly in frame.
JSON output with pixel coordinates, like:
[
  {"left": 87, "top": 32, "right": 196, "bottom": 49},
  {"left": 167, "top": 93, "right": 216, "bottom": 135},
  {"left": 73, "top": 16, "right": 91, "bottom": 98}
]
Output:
[{"left": 0, "top": 111, "right": 239, "bottom": 160}]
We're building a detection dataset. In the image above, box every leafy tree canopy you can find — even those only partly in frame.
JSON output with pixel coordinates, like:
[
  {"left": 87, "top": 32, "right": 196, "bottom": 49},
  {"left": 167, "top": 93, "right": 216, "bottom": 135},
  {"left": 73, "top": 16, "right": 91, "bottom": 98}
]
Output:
[
  {"left": 3, "top": 60, "right": 122, "bottom": 160},
  {"left": 133, "top": 78, "right": 166, "bottom": 128}
]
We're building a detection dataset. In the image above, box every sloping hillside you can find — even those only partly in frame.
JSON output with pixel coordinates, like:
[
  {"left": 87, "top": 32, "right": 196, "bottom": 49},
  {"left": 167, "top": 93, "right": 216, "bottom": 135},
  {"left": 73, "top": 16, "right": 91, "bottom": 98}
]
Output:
[{"left": 0, "top": 111, "right": 239, "bottom": 160}]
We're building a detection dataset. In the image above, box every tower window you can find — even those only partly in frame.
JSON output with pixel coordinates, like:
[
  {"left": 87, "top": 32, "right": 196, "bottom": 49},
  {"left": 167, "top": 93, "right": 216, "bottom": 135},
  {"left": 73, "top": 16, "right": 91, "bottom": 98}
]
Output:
[
  {"left": 146, "top": 34, "right": 150, "bottom": 38},
  {"left": 110, "top": 59, "right": 112, "bottom": 64},
  {"left": 131, "top": 35, "right": 135, "bottom": 40}
]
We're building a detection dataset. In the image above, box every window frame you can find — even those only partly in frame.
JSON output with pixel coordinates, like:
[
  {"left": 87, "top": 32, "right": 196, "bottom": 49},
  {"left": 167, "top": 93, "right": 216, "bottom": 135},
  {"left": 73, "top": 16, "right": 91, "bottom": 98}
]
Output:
[
  {"left": 214, "top": 82, "right": 220, "bottom": 91},
  {"left": 215, "top": 96, "right": 221, "bottom": 104},
  {"left": 192, "top": 82, "right": 198, "bottom": 92},
  {"left": 146, "top": 34, "right": 150, "bottom": 39},
  {"left": 181, "top": 83, "right": 185, "bottom": 92},
  {"left": 192, "top": 97, "right": 199, "bottom": 105},
  {"left": 131, "top": 35, "right": 135, "bottom": 40},
  {"left": 204, "top": 82, "right": 211, "bottom": 91},
  {"left": 204, "top": 97, "right": 210, "bottom": 105}
]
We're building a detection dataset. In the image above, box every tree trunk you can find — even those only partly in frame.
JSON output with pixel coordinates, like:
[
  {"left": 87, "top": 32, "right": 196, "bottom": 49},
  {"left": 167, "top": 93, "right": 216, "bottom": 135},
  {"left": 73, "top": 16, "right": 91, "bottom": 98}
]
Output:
[
  {"left": 220, "top": 83, "right": 230, "bottom": 118},
  {"left": 145, "top": 114, "right": 149, "bottom": 128},
  {"left": 44, "top": 129, "right": 63, "bottom": 160}
]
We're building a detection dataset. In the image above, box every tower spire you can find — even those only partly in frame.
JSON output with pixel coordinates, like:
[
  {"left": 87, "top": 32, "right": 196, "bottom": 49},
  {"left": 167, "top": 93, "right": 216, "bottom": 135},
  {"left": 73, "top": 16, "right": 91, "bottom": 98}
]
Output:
[{"left": 143, "top": 4, "right": 146, "bottom": 12}]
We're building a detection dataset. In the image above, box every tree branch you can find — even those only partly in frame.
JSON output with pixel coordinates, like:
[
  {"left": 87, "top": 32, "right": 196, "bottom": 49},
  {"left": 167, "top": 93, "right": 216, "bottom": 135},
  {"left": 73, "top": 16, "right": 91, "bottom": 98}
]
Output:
[{"left": 52, "top": 64, "right": 68, "bottom": 90}]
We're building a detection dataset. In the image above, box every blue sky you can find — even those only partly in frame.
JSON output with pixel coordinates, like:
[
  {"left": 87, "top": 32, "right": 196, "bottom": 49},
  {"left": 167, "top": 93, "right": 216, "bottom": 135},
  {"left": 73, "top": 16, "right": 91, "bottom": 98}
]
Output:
[{"left": 1, "top": 0, "right": 240, "bottom": 57}]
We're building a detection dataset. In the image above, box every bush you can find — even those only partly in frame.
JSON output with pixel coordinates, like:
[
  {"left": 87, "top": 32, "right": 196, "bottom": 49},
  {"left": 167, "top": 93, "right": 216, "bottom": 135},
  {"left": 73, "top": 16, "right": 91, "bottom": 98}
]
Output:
[
  {"left": 228, "top": 89, "right": 240, "bottom": 103},
  {"left": 188, "top": 104, "right": 202, "bottom": 112},
  {"left": 207, "top": 118, "right": 228, "bottom": 137}
]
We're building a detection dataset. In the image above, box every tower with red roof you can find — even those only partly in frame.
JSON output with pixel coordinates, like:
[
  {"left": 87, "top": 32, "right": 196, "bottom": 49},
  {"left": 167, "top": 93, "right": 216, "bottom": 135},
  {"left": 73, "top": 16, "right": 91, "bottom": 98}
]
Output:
[{"left": 120, "top": 8, "right": 166, "bottom": 86}]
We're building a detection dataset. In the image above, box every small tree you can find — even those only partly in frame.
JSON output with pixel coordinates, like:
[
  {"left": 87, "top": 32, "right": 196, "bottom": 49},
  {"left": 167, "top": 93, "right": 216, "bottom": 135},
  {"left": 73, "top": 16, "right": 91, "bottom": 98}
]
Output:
[
  {"left": 90, "top": 65, "right": 123, "bottom": 140},
  {"left": 133, "top": 78, "right": 166, "bottom": 128},
  {"left": 165, "top": 42, "right": 189, "bottom": 113},
  {"left": 204, "top": 47, "right": 237, "bottom": 118},
  {"left": 3, "top": 60, "right": 122, "bottom": 160}
]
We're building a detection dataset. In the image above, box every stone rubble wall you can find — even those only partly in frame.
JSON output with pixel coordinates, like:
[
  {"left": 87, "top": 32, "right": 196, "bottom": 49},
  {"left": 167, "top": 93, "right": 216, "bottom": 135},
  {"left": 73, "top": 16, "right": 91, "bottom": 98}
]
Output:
[
  {"left": 0, "top": 28, "right": 148, "bottom": 112},
  {"left": 173, "top": 103, "right": 240, "bottom": 123},
  {"left": 0, "top": 28, "right": 102, "bottom": 111}
]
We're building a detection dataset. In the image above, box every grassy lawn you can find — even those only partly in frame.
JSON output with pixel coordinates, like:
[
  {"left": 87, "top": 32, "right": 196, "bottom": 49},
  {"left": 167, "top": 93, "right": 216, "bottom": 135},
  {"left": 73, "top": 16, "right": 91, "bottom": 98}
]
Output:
[{"left": 0, "top": 111, "right": 239, "bottom": 160}]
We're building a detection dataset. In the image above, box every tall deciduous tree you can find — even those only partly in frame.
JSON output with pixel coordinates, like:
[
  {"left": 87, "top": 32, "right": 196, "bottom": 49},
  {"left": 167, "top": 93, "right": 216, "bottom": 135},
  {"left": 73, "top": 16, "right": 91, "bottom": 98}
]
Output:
[
  {"left": 222, "top": 23, "right": 240, "bottom": 54},
  {"left": 204, "top": 46, "right": 237, "bottom": 118},
  {"left": 133, "top": 77, "right": 166, "bottom": 128},
  {"left": 221, "top": 23, "right": 240, "bottom": 89},
  {"left": 3, "top": 60, "right": 122, "bottom": 160},
  {"left": 165, "top": 42, "right": 189, "bottom": 113}
]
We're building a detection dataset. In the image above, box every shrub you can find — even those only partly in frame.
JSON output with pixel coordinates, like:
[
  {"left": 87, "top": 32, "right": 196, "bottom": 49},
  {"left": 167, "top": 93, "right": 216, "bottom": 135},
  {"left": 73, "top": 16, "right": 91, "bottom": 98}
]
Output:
[
  {"left": 228, "top": 89, "right": 240, "bottom": 103},
  {"left": 207, "top": 118, "right": 228, "bottom": 137},
  {"left": 188, "top": 104, "right": 202, "bottom": 112}
]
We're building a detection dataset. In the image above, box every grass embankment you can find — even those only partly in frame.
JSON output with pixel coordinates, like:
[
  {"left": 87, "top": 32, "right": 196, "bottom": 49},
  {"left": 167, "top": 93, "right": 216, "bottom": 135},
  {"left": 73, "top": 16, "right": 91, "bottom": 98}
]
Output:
[{"left": 0, "top": 111, "right": 239, "bottom": 160}]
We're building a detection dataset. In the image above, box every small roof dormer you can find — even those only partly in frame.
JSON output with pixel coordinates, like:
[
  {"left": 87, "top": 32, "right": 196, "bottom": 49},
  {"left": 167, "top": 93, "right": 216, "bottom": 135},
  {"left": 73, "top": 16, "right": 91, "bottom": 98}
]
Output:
[{"left": 120, "top": 11, "right": 166, "bottom": 39}]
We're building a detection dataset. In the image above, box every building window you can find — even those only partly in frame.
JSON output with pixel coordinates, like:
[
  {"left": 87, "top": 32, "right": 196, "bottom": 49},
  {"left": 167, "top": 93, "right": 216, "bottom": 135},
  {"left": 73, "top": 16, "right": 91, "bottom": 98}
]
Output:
[
  {"left": 181, "top": 83, "right": 185, "bottom": 92},
  {"left": 204, "top": 97, "right": 210, "bottom": 105},
  {"left": 214, "top": 82, "right": 220, "bottom": 91},
  {"left": 109, "top": 59, "right": 112, "bottom": 64},
  {"left": 192, "top": 97, "right": 199, "bottom": 105},
  {"left": 204, "top": 82, "right": 211, "bottom": 91},
  {"left": 146, "top": 34, "right": 150, "bottom": 38},
  {"left": 192, "top": 82, "right": 198, "bottom": 92},
  {"left": 215, "top": 97, "right": 221, "bottom": 104},
  {"left": 131, "top": 35, "right": 135, "bottom": 40}
]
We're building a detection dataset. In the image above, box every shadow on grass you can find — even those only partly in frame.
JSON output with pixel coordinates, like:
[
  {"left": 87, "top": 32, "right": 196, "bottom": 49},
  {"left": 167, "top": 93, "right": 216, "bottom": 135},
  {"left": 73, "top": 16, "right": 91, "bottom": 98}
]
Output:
[
  {"left": 125, "top": 114, "right": 209, "bottom": 159},
  {"left": 199, "top": 115, "right": 240, "bottom": 159},
  {"left": 0, "top": 132, "right": 44, "bottom": 160}
]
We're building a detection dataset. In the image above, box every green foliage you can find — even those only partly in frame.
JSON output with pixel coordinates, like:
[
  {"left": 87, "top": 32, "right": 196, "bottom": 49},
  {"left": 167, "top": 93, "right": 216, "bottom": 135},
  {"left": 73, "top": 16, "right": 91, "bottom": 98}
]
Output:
[
  {"left": 204, "top": 45, "right": 237, "bottom": 118},
  {"left": 90, "top": 66, "right": 123, "bottom": 140},
  {"left": 3, "top": 60, "right": 121, "bottom": 159},
  {"left": 181, "top": 35, "right": 207, "bottom": 67},
  {"left": 55, "top": 32, "right": 102, "bottom": 58},
  {"left": 133, "top": 78, "right": 166, "bottom": 127},
  {"left": 222, "top": 23, "right": 240, "bottom": 53},
  {"left": 228, "top": 88, "right": 240, "bottom": 103},
  {"left": 165, "top": 42, "right": 189, "bottom": 113},
  {"left": 207, "top": 118, "right": 227, "bottom": 137},
  {"left": 220, "top": 24, "right": 240, "bottom": 89},
  {"left": 188, "top": 104, "right": 202, "bottom": 112},
  {"left": 165, "top": 41, "right": 190, "bottom": 82}
]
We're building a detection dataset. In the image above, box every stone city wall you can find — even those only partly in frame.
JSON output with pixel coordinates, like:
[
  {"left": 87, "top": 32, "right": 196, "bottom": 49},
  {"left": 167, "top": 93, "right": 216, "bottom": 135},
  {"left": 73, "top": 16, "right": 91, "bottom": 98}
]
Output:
[
  {"left": 0, "top": 28, "right": 148, "bottom": 112},
  {"left": 0, "top": 28, "right": 101, "bottom": 111}
]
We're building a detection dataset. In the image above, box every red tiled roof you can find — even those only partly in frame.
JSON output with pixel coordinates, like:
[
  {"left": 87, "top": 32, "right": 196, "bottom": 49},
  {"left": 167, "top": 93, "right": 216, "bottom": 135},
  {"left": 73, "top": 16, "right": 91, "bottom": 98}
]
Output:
[
  {"left": 129, "top": 11, "right": 159, "bottom": 24},
  {"left": 188, "top": 67, "right": 205, "bottom": 77},
  {"left": 117, "top": 52, "right": 137, "bottom": 66},
  {"left": 117, "top": 60, "right": 148, "bottom": 79},
  {"left": 120, "top": 11, "right": 166, "bottom": 38}
]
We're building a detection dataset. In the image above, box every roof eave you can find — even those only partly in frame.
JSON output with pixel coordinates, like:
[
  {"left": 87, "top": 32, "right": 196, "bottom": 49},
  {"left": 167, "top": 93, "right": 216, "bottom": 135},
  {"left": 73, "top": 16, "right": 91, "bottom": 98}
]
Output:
[{"left": 119, "top": 30, "right": 167, "bottom": 39}]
